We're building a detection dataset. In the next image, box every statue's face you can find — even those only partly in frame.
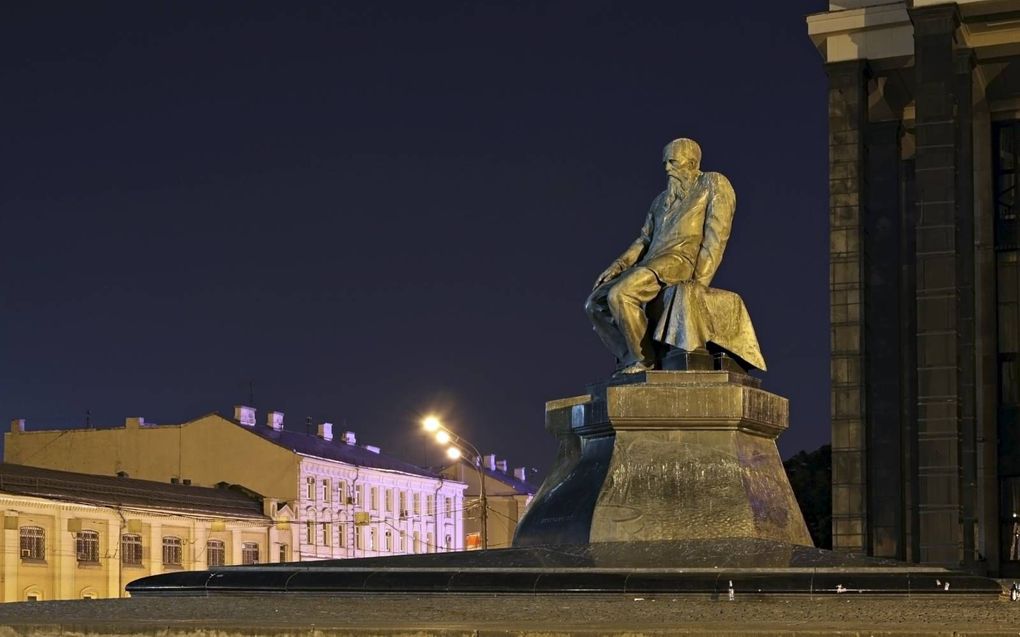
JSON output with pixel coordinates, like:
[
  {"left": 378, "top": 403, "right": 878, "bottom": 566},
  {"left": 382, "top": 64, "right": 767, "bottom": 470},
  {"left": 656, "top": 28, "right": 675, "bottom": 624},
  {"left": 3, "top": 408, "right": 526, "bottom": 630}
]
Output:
[{"left": 663, "top": 147, "right": 698, "bottom": 183}]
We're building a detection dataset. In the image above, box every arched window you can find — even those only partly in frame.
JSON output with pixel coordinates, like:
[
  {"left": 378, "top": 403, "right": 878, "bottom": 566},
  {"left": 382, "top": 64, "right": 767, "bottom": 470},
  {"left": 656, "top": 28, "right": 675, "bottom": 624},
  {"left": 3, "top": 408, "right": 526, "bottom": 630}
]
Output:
[
  {"left": 121, "top": 534, "right": 143, "bottom": 566},
  {"left": 206, "top": 539, "right": 225, "bottom": 567},
  {"left": 80, "top": 587, "right": 97, "bottom": 600},
  {"left": 384, "top": 529, "right": 392, "bottom": 551},
  {"left": 23, "top": 587, "right": 42, "bottom": 602},
  {"left": 241, "top": 542, "right": 259, "bottom": 565},
  {"left": 445, "top": 533, "right": 452, "bottom": 552},
  {"left": 162, "top": 536, "right": 183, "bottom": 566},
  {"left": 19, "top": 527, "right": 44, "bottom": 561},
  {"left": 76, "top": 530, "right": 100, "bottom": 564}
]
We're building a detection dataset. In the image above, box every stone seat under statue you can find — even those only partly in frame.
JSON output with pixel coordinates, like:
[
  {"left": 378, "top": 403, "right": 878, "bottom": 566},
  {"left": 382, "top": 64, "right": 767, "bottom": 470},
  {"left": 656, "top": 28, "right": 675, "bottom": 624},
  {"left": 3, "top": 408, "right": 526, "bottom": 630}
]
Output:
[{"left": 647, "top": 280, "right": 766, "bottom": 373}]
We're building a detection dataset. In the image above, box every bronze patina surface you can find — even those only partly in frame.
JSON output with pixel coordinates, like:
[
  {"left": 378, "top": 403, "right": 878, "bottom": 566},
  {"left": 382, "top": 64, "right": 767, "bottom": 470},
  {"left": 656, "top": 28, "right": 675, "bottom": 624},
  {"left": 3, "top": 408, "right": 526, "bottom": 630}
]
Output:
[{"left": 584, "top": 138, "right": 765, "bottom": 373}]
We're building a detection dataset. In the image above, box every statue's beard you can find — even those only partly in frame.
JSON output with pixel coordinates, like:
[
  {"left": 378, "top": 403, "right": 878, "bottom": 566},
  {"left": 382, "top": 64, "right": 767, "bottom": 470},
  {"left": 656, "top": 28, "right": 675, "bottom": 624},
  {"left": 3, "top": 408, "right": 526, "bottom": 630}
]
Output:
[{"left": 666, "top": 172, "right": 697, "bottom": 205}]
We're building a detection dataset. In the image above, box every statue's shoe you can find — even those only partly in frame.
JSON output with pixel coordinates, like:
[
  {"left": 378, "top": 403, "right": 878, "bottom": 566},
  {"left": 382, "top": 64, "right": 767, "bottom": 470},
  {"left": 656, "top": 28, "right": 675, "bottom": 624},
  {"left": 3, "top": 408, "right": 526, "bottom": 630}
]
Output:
[{"left": 613, "top": 361, "right": 652, "bottom": 376}]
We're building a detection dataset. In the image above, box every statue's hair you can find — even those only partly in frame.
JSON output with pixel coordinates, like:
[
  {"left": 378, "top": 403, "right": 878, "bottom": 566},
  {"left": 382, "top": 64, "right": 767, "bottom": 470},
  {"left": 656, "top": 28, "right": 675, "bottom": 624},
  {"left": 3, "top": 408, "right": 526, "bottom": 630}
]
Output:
[{"left": 663, "top": 138, "right": 702, "bottom": 168}]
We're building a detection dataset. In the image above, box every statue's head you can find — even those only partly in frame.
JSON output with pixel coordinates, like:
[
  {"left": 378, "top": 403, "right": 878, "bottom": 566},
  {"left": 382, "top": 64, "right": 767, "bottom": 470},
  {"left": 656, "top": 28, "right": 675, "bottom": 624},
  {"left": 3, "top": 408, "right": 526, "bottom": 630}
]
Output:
[{"left": 663, "top": 138, "right": 701, "bottom": 194}]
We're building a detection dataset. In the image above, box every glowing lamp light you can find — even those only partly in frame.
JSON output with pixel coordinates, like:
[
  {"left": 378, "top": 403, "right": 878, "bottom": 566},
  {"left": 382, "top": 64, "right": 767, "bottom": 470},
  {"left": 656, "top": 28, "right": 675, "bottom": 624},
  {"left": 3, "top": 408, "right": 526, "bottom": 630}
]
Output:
[
  {"left": 446, "top": 447, "right": 462, "bottom": 460},
  {"left": 422, "top": 416, "right": 441, "bottom": 432},
  {"left": 435, "top": 430, "right": 451, "bottom": 444}
]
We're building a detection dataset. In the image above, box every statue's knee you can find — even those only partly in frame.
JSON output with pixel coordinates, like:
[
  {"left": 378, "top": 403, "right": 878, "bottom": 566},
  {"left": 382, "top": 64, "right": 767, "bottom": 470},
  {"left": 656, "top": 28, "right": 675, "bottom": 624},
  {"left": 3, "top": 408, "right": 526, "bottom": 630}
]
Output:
[{"left": 606, "top": 283, "right": 625, "bottom": 312}]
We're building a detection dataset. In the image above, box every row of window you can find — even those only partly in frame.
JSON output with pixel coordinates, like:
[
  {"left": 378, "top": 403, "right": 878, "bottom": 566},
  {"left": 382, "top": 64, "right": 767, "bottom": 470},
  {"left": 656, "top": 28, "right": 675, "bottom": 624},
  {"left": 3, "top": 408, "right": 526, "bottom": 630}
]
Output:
[
  {"left": 18, "top": 527, "right": 263, "bottom": 566},
  {"left": 304, "top": 478, "right": 455, "bottom": 516},
  {"left": 303, "top": 521, "right": 454, "bottom": 552}
]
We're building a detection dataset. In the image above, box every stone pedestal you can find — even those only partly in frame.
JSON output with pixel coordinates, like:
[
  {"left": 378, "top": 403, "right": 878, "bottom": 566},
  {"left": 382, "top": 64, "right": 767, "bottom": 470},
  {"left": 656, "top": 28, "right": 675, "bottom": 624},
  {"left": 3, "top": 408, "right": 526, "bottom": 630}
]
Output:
[{"left": 514, "top": 370, "right": 813, "bottom": 547}]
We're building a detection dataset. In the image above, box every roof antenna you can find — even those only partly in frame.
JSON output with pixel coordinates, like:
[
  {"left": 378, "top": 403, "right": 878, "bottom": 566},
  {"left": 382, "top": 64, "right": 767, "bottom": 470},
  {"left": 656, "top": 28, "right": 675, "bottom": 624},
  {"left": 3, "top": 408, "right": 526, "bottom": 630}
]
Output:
[
  {"left": 305, "top": 416, "right": 312, "bottom": 436},
  {"left": 85, "top": 409, "right": 92, "bottom": 429},
  {"left": 248, "top": 380, "right": 255, "bottom": 407}
]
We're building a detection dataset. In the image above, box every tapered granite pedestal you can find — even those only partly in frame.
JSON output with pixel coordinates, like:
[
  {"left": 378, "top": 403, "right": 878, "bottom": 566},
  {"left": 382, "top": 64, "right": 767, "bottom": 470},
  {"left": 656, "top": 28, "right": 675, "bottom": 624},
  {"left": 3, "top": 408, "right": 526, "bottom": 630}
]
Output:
[
  {"left": 514, "top": 370, "right": 812, "bottom": 547},
  {"left": 127, "top": 371, "right": 1002, "bottom": 599}
]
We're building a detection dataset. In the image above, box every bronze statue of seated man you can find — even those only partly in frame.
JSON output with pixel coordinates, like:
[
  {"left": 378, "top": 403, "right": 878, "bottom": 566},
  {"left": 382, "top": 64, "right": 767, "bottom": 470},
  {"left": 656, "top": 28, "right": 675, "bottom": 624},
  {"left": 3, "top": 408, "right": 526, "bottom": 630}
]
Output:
[{"left": 584, "top": 138, "right": 765, "bottom": 375}]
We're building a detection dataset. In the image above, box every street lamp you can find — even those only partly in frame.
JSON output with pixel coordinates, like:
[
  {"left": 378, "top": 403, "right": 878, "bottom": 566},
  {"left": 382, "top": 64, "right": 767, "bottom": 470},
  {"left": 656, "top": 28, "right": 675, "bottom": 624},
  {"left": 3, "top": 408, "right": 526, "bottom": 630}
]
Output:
[{"left": 420, "top": 415, "right": 488, "bottom": 550}]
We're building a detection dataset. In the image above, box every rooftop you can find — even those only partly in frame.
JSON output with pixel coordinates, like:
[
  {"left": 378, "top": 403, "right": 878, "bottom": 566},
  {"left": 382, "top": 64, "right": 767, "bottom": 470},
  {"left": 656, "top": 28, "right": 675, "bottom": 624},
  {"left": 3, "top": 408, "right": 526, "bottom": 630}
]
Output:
[
  {"left": 0, "top": 463, "right": 269, "bottom": 520},
  {"left": 225, "top": 415, "right": 445, "bottom": 480}
]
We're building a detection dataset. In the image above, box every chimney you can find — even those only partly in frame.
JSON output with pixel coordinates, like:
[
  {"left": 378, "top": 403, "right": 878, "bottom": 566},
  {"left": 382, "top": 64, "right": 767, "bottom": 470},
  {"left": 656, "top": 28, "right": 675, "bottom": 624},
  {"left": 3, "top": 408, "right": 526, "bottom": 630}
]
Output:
[
  {"left": 317, "top": 422, "right": 334, "bottom": 442},
  {"left": 342, "top": 431, "right": 356, "bottom": 445},
  {"left": 234, "top": 405, "right": 256, "bottom": 427},
  {"left": 496, "top": 459, "right": 508, "bottom": 473},
  {"left": 363, "top": 445, "right": 381, "bottom": 454},
  {"left": 514, "top": 467, "right": 527, "bottom": 481},
  {"left": 125, "top": 417, "right": 145, "bottom": 429},
  {"left": 9, "top": 419, "right": 24, "bottom": 434},
  {"left": 482, "top": 454, "right": 496, "bottom": 471},
  {"left": 266, "top": 411, "right": 284, "bottom": 431}
]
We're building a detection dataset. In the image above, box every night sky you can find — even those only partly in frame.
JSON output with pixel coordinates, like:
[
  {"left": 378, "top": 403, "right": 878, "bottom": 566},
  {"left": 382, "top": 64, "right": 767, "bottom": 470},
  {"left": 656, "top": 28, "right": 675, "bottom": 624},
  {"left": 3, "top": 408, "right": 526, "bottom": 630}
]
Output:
[{"left": 1, "top": 1, "right": 830, "bottom": 479}]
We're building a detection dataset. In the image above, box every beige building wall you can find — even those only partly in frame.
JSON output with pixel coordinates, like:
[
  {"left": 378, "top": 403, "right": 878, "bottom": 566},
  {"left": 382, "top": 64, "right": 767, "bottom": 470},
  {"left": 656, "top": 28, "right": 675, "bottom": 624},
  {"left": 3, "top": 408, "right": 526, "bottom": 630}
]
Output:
[
  {"left": 441, "top": 461, "right": 533, "bottom": 550},
  {"left": 5, "top": 415, "right": 300, "bottom": 501},
  {"left": 0, "top": 493, "right": 291, "bottom": 602}
]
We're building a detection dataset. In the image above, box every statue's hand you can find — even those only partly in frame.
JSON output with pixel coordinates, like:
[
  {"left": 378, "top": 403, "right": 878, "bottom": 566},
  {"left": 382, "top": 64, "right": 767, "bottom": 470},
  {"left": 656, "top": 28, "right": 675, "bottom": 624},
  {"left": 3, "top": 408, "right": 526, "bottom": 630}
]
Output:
[{"left": 593, "top": 261, "right": 625, "bottom": 290}]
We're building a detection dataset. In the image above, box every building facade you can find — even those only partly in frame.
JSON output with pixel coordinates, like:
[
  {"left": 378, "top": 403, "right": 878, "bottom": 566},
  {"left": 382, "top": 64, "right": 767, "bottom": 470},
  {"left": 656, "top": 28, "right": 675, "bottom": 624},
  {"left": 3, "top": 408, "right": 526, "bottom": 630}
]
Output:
[
  {"left": 808, "top": 0, "right": 1020, "bottom": 574},
  {"left": 0, "top": 463, "right": 293, "bottom": 601},
  {"left": 5, "top": 407, "right": 466, "bottom": 561},
  {"left": 440, "top": 455, "right": 536, "bottom": 550}
]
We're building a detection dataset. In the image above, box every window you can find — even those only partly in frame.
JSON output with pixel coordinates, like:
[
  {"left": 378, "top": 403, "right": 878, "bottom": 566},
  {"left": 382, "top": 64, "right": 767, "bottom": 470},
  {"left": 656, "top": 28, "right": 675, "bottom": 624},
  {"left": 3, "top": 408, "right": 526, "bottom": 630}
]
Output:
[
  {"left": 20, "top": 527, "right": 45, "bottom": 561},
  {"left": 370, "top": 487, "right": 378, "bottom": 510},
  {"left": 399, "top": 530, "right": 406, "bottom": 552},
  {"left": 305, "top": 521, "right": 315, "bottom": 545},
  {"left": 399, "top": 491, "right": 407, "bottom": 515},
  {"left": 413, "top": 493, "right": 421, "bottom": 515},
  {"left": 279, "top": 544, "right": 288, "bottom": 563},
  {"left": 337, "top": 517, "right": 346, "bottom": 548},
  {"left": 206, "top": 539, "right": 225, "bottom": 567},
  {"left": 162, "top": 536, "right": 183, "bottom": 566},
  {"left": 306, "top": 477, "right": 315, "bottom": 500},
  {"left": 413, "top": 530, "right": 420, "bottom": 553},
  {"left": 445, "top": 496, "right": 453, "bottom": 516},
  {"left": 369, "top": 527, "right": 377, "bottom": 551},
  {"left": 384, "top": 530, "right": 392, "bottom": 551},
  {"left": 426, "top": 532, "right": 434, "bottom": 553},
  {"left": 321, "top": 522, "right": 331, "bottom": 547},
  {"left": 445, "top": 533, "right": 452, "bottom": 551},
  {"left": 242, "top": 542, "right": 260, "bottom": 565},
  {"left": 355, "top": 484, "right": 364, "bottom": 507},
  {"left": 385, "top": 489, "right": 393, "bottom": 512},
  {"left": 121, "top": 534, "right": 143, "bottom": 566},
  {"left": 322, "top": 479, "right": 331, "bottom": 503},
  {"left": 339, "top": 480, "right": 348, "bottom": 503},
  {"left": 426, "top": 495, "right": 435, "bottom": 516},
  {"left": 355, "top": 527, "right": 363, "bottom": 550},
  {"left": 76, "top": 530, "right": 100, "bottom": 564}
]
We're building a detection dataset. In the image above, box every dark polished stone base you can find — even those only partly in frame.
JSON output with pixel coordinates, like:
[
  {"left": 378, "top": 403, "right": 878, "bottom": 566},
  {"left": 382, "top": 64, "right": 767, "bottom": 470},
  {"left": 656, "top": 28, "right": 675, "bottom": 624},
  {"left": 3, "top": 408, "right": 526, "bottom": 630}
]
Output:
[{"left": 125, "top": 538, "right": 1002, "bottom": 598}]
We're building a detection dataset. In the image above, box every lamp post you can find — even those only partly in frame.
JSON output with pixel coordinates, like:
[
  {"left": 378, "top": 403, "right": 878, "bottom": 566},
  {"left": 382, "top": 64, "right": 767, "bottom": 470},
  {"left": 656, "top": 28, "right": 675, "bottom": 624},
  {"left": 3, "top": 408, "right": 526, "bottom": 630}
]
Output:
[{"left": 422, "top": 416, "right": 488, "bottom": 550}]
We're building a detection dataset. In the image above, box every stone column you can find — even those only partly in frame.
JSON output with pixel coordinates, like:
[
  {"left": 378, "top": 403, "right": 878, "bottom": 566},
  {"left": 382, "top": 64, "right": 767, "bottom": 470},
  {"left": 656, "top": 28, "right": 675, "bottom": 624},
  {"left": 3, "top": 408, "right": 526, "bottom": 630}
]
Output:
[
  {"left": 3, "top": 516, "right": 18, "bottom": 602},
  {"left": 106, "top": 517, "right": 121, "bottom": 598},
  {"left": 908, "top": 3, "right": 974, "bottom": 567},
  {"left": 147, "top": 522, "right": 162, "bottom": 576},
  {"left": 826, "top": 59, "right": 870, "bottom": 553},
  {"left": 864, "top": 120, "right": 905, "bottom": 559}
]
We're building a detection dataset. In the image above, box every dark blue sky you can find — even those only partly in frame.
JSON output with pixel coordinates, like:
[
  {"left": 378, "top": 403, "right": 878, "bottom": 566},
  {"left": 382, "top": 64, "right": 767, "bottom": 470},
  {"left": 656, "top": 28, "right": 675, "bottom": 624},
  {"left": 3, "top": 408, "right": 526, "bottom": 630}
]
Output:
[{"left": 1, "top": 1, "right": 830, "bottom": 475}]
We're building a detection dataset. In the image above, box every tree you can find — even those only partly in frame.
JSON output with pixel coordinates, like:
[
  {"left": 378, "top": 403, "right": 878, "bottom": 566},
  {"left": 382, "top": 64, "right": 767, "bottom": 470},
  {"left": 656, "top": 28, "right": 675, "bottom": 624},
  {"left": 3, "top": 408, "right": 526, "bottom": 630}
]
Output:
[{"left": 784, "top": 445, "right": 831, "bottom": 549}]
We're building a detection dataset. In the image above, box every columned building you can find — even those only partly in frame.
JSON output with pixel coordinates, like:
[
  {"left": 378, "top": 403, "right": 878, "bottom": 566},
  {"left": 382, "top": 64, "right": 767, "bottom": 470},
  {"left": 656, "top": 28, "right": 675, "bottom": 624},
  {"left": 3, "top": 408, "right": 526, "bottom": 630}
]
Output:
[
  {"left": 5, "top": 407, "right": 466, "bottom": 560},
  {"left": 0, "top": 463, "right": 292, "bottom": 601},
  {"left": 807, "top": 0, "right": 1020, "bottom": 574}
]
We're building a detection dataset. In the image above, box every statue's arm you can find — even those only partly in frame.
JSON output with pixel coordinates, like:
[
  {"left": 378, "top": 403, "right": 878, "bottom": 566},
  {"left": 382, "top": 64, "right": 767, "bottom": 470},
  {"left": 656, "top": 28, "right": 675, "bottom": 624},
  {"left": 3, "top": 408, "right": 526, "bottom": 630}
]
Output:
[
  {"left": 593, "top": 209, "right": 653, "bottom": 289},
  {"left": 693, "top": 173, "right": 736, "bottom": 286}
]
